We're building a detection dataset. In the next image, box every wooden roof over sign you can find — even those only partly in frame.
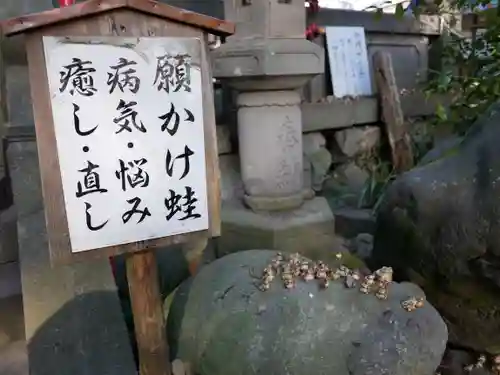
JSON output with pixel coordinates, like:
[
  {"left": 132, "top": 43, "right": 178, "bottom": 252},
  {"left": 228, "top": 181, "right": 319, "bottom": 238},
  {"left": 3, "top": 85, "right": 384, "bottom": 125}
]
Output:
[{"left": 1, "top": 0, "right": 235, "bottom": 37}]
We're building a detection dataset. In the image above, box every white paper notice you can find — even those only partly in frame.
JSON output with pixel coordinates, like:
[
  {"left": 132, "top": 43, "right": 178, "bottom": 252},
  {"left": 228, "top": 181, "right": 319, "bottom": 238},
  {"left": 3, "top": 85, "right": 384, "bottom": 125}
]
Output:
[
  {"left": 43, "top": 36, "right": 209, "bottom": 253},
  {"left": 325, "top": 26, "right": 372, "bottom": 98}
]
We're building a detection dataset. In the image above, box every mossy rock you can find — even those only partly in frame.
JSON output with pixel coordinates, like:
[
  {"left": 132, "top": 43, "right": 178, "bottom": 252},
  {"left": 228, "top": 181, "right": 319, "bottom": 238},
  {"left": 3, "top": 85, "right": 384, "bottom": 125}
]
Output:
[
  {"left": 374, "top": 208, "right": 500, "bottom": 352},
  {"left": 415, "top": 276, "right": 500, "bottom": 353},
  {"left": 167, "top": 250, "right": 447, "bottom": 375},
  {"left": 340, "top": 252, "right": 367, "bottom": 270},
  {"left": 370, "top": 101, "right": 500, "bottom": 352},
  {"left": 162, "top": 252, "right": 368, "bottom": 321}
]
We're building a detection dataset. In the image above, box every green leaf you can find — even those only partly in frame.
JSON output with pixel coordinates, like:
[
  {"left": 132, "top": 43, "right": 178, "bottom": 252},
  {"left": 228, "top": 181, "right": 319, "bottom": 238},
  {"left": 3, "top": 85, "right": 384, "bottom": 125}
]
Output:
[
  {"left": 436, "top": 104, "right": 448, "bottom": 121},
  {"left": 357, "top": 182, "right": 369, "bottom": 209},
  {"left": 374, "top": 7, "right": 384, "bottom": 20},
  {"left": 369, "top": 173, "right": 377, "bottom": 196},
  {"left": 412, "top": 4, "right": 421, "bottom": 18},
  {"left": 395, "top": 3, "right": 405, "bottom": 18}
]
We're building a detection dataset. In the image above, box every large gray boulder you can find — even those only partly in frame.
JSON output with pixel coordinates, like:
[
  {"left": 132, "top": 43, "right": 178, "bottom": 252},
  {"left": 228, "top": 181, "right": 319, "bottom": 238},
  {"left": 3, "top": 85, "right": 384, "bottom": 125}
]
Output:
[
  {"left": 370, "top": 101, "right": 500, "bottom": 353},
  {"left": 418, "top": 135, "right": 463, "bottom": 166},
  {"left": 167, "top": 250, "right": 447, "bottom": 375}
]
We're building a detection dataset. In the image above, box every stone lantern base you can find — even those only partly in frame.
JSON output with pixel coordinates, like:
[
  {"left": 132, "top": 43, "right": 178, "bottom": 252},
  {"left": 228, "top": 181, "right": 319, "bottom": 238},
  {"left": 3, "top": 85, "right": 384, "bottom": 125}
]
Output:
[{"left": 211, "top": 4, "right": 331, "bottom": 262}]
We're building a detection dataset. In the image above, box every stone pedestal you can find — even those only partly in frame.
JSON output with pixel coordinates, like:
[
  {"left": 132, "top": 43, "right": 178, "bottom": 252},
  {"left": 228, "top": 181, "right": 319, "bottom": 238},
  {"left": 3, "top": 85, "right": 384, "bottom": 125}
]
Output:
[
  {"left": 219, "top": 197, "right": 338, "bottom": 262},
  {"left": 211, "top": 0, "right": 337, "bottom": 259},
  {"left": 237, "top": 90, "right": 305, "bottom": 211}
]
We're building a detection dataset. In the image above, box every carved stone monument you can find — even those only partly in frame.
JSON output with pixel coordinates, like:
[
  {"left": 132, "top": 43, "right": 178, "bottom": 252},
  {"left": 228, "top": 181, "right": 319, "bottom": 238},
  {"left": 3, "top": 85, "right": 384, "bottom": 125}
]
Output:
[{"left": 212, "top": 0, "right": 337, "bottom": 259}]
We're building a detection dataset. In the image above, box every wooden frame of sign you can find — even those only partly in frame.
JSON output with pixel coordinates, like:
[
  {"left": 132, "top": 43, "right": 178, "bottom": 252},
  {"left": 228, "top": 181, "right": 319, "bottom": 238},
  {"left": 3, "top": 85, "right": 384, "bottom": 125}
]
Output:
[
  {"left": 2, "top": 1, "right": 234, "bottom": 374},
  {"left": 2, "top": 0, "right": 233, "bottom": 265}
]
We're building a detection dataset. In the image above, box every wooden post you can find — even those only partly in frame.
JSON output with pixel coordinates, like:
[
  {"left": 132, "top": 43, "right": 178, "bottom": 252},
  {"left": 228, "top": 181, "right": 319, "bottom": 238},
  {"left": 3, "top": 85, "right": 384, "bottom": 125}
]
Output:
[
  {"left": 373, "top": 51, "right": 414, "bottom": 173},
  {"left": 127, "top": 251, "right": 169, "bottom": 375}
]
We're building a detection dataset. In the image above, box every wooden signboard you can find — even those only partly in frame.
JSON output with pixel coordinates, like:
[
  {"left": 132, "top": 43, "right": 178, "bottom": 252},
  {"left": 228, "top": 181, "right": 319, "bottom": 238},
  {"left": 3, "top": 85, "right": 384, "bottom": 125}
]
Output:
[
  {"left": 1, "top": 1, "right": 234, "bottom": 374},
  {"left": 325, "top": 26, "right": 372, "bottom": 98},
  {"left": 43, "top": 35, "right": 211, "bottom": 257},
  {"left": 2, "top": 0, "right": 233, "bottom": 265}
]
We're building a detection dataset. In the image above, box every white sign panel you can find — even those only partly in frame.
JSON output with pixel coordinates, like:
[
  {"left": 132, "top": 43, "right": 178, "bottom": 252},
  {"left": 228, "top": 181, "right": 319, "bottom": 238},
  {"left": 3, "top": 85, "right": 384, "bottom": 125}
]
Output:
[
  {"left": 43, "top": 36, "right": 209, "bottom": 253},
  {"left": 325, "top": 26, "right": 372, "bottom": 98}
]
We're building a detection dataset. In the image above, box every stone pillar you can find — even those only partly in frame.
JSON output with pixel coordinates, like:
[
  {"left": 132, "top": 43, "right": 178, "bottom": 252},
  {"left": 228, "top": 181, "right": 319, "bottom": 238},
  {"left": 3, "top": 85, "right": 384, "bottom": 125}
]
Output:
[
  {"left": 212, "top": 0, "right": 339, "bottom": 261},
  {"left": 213, "top": 0, "right": 323, "bottom": 211},
  {"left": 237, "top": 90, "right": 304, "bottom": 211}
]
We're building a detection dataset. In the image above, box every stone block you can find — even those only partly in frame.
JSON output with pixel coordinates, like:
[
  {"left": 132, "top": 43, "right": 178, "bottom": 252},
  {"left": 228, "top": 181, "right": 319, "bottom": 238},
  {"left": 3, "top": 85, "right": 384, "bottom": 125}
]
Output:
[
  {"left": 0, "top": 0, "right": 52, "bottom": 20},
  {"left": 331, "top": 162, "right": 369, "bottom": 192},
  {"left": 303, "top": 132, "right": 332, "bottom": 192},
  {"left": 333, "top": 126, "right": 381, "bottom": 159},
  {"left": 160, "top": 0, "right": 224, "bottom": 19},
  {"left": 223, "top": 0, "right": 305, "bottom": 39},
  {"left": 7, "top": 142, "right": 41, "bottom": 218},
  {"left": 303, "top": 132, "right": 326, "bottom": 153},
  {"left": 219, "top": 154, "right": 243, "bottom": 202},
  {"left": 218, "top": 197, "right": 340, "bottom": 263},
  {"left": 212, "top": 38, "right": 324, "bottom": 91},
  {"left": 7, "top": 140, "right": 136, "bottom": 375},
  {"left": 5, "top": 66, "right": 32, "bottom": 127}
]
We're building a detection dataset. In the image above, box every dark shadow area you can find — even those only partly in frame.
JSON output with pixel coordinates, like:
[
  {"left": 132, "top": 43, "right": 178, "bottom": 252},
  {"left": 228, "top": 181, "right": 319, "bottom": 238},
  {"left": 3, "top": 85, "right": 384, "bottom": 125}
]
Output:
[
  {"left": 1, "top": 138, "right": 15, "bottom": 211},
  {"left": 165, "top": 277, "right": 193, "bottom": 361},
  {"left": 28, "top": 291, "right": 137, "bottom": 375}
]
